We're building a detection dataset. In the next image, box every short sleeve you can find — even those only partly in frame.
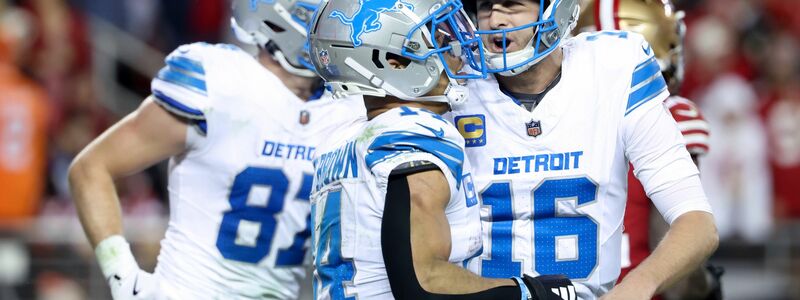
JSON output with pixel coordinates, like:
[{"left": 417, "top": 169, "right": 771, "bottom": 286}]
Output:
[
  {"left": 624, "top": 34, "right": 669, "bottom": 117},
  {"left": 364, "top": 107, "right": 466, "bottom": 189},
  {"left": 151, "top": 43, "right": 211, "bottom": 121}
]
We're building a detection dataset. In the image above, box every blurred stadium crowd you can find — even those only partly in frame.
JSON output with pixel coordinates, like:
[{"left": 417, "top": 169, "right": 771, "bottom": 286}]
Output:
[{"left": 0, "top": 0, "right": 798, "bottom": 299}]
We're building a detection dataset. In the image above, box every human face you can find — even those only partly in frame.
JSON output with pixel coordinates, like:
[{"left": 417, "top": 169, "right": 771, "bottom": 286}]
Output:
[
  {"left": 388, "top": 30, "right": 464, "bottom": 98},
  {"left": 476, "top": 0, "right": 540, "bottom": 54}
]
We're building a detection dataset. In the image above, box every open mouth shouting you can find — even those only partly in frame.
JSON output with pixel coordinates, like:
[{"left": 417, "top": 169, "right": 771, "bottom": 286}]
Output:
[{"left": 486, "top": 35, "right": 518, "bottom": 53}]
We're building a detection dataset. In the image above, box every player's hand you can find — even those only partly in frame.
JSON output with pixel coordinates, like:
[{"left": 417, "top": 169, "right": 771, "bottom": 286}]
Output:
[
  {"left": 95, "top": 235, "right": 164, "bottom": 299},
  {"left": 520, "top": 274, "right": 577, "bottom": 300},
  {"left": 107, "top": 267, "right": 162, "bottom": 299}
]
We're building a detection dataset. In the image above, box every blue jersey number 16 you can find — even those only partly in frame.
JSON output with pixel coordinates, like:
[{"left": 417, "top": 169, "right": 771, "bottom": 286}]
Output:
[
  {"left": 215, "top": 166, "right": 313, "bottom": 265},
  {"left": 480, "top": 177, "right": 598, "bottom": 279}
]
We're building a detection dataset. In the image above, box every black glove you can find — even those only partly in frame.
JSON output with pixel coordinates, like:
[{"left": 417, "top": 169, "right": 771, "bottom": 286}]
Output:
[
  {"left": 704, "top": 263, "right": 724, "bottom": 300},
  {"left": 519, "top": 274, "right": 575, "bottom": 300}
]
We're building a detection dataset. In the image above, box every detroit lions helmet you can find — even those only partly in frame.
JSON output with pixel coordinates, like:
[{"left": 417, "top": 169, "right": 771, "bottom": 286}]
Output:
[
  {"left": 471, "top": 0, "right": 580, "bottom": 76},
  {"left": 576, "top": 0, "right": 686, "bottom": 93},
  {"left": 231, "top": 0, "right": 321, "bottom": 77},
  {"left": 308, "top": 0, "right": 483, "bottom": 105}
]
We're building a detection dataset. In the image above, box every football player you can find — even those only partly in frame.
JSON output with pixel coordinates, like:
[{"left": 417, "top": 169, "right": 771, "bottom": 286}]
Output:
[
  {"left": 450, "top": 0, "right": 719, "bottom": 299},
  {"left": 68, "top": 0, "right": 365, "bottom": 298},
  {"left": 307, "top": 0, "right": 574, "bottom": 298},
  {"left": 576, "top": 0, "right": 722, "bottom": 298}
]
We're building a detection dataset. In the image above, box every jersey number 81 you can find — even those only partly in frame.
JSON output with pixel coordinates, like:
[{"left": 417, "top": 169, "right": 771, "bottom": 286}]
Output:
[{"left": 215, "top": 166, "right": 313, "bottom": 265}]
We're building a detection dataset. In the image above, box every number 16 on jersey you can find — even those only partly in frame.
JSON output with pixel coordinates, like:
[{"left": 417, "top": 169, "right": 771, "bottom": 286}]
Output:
[{"left": 480, "top": 176, "right": 599, "bottom": 279}]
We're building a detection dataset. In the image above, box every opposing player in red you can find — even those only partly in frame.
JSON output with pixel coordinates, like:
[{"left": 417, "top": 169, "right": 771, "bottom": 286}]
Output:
[{"left": 576, "top": 0, "right": 722, "bottom": 299}]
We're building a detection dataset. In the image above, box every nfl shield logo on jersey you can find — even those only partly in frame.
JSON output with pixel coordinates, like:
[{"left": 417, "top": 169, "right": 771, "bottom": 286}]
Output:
[
  {"left": 299, "top": 110, "right": 310, "bottom": 125},
  {"left": 526, "top": 120, "right": 542, "bottom": 137}
]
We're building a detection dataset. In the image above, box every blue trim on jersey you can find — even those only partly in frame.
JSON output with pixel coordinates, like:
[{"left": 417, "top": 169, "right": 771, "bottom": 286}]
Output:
[
  {"left": 626, "top": 73, "right": 667, "bottom": 116},
  {"left": 152, "top": 90, "right": 205, "bottom": 117},
  {"left": 308, "top": 86, "right": 325, "bottom": 101},
  {"left": 166, "top": 56, "right": 205, "bottom": 76},
  {"left": 156, "top": 66, "right": 207, "bottom": 94},
  {"left": 631, "top": 57, "right": 660, "bottom": 88},
  {"left": 365, "top": 131, "right": 464, "bottom": 181},
  {"left": 498, "top": 85, "right": 521, "bottom": 106},
  {"left": 196, "top": 120, "right": 208, "bottom": 134}
]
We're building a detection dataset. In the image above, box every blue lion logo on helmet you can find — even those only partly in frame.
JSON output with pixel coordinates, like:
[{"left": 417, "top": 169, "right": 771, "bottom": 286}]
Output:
[
  {"left": 329, "top": 0, "right": 415, "bottom": 47},
  {"left": 249, "top": 0, "right": 276, "bottom": 10}
]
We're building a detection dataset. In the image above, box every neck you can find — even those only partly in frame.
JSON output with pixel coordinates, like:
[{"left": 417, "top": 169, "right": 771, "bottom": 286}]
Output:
[
  {"left": 364, "top": 96, "right": 449, "bottom": 120},
  {"left": 258, "top": 52, "right": 318, "bottom": 101},
  {"left": 496, "top": 48, "right": 563, "bottom": 94}
]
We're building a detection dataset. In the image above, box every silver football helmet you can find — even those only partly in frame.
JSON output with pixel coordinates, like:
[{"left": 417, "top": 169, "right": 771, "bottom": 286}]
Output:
[
  {"left": 476, "top": 0, "right": 581, "bottom": 76},
  {"left": 231, "top": 0, "right": 320, "bottom": 77},
  {"left": 307, "top": 0, "right": 483, "bottom": 105}
]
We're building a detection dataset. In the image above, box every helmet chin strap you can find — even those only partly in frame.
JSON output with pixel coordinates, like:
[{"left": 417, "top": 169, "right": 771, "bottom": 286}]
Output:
[
  {"left": 272, "top": 50, "right": 318, "bottom": 77},
  {"left": 412, "top": 79, "right": 469, "bottom": 105},
  {"left": 484, "top": 35, "right": 540, "bottom": 76}
]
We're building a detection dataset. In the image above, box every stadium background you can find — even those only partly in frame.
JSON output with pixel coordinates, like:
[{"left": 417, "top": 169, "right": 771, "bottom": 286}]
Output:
[{"left": 0, "top": 0, "right": 798, "bottom": 299}]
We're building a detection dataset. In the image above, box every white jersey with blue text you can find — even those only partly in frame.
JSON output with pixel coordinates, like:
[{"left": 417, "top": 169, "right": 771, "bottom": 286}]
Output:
[
  {"left": 451, "top": 32, "right": 709, "bottom": 299},
  {"left": 310, "top": 106, "right": 483, "bottom": 299},
  {"left": 149, "top": 42, "right": 365, "bottom": 299}
]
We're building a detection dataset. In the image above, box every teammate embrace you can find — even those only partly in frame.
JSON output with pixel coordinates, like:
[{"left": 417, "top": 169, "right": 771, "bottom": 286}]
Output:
[
  {"left": 71, "top": 0, "right": 718, "bottom": 299},
  {"left": 305, "top": 0, "right": 717, "bottom": 299}
]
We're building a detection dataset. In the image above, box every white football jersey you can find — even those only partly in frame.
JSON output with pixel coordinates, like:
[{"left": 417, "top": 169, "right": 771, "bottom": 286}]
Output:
[
  {"left": 149, "top": 42, "right": 365, "bottom": 299},
  {"left": 310, "top": 106, "right": 482, "bottom": 299},
  {"left": 451, "top": 31, "right": 710, "bottom": 299}
]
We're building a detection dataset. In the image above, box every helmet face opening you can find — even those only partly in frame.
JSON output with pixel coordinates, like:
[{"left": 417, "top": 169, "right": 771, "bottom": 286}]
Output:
[
  {"left": 466, "top": 0, "right": 579, "bottom": 75},
  {"left": 402, "top": 1, "right": 485, "bottom": 79}
]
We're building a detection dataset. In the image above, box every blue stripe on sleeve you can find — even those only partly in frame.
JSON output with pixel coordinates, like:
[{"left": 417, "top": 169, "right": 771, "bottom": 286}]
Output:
[
  {"left": 631, "top": 57, "right": 660, "bottom": 88},
  {"left": 166, "top": 56, "right": 205, "bottom": 75},
  {"left": 625, "top": 74, "right": 668, "bottom": 116},
  {"left": 152, "top": 89, "right": 205, "bottom": 118},
  {"left": 156, "top": 66, "right": 207, "bottom": 95},
  {"left": 365, "top": 131, "right": 464, "bottom": 182}
]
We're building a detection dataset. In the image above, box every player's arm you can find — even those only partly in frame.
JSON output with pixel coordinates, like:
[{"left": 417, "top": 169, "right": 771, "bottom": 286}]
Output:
[
  {"left": 69, "top": 96, "right": 188, "bottom": 246},
  {"left": 604, "top": 35, "right": 718, "bottom": 299},
  {"left": 609, "top": 211, "right": 717, "bottom": 299},
  {"left": 406, "top": 169, "right": 512, "bottom": 293},
  {"left": 608, "top": 112, "right": 718, "bottom": 299},
  {"left": 381, "top": 163, "right": 572, "bottom": 299},
  {"left": 68, "top": 96, "right": 189, "bottom": 298},
  {"left": 650, "top": 154, "right": 722, "bottom": 299}
]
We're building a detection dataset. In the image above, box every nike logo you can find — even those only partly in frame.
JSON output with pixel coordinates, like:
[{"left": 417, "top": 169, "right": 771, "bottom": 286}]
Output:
[
  {"left": 132, "top": 274, "right": 141, "bottom": 296},
  {"left": 642, "top": 43, "right": 652, "bottom": 55},
  {"left": 107, "top": 274, "right": 121, "bottom": 284},
  {"left": 416, "top": 123, "right": 444, "bottom": 138}
]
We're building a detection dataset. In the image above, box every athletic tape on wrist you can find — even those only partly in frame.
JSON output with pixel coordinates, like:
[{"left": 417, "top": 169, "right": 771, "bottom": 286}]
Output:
[{"left": 94, "top": 235, "right": 138, "bottom": 279}]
